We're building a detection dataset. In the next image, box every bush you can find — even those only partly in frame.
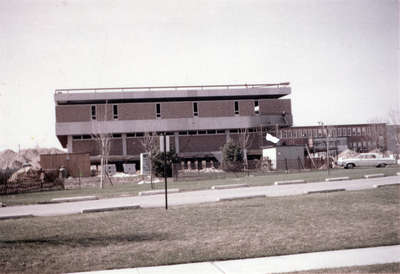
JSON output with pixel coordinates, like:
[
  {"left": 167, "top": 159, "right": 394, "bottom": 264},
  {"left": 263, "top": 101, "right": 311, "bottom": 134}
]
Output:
[
  {"left": 222, "top": 141, "right": 243, "bottom": 171},
  {"left": 152, "top": 149, "right": 179, "bottom": 177}
]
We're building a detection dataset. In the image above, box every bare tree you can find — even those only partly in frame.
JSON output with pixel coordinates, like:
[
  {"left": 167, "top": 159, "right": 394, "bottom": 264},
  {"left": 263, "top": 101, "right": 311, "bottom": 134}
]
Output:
[
  {"left": 238, "top": 128, "right": 252, "bottom": 170},
  {"left": 91, "top": 104, "right": 112, "bottom": 189},
  {"left": 140, "top": 132, "right": 157, "bottom": 189}
]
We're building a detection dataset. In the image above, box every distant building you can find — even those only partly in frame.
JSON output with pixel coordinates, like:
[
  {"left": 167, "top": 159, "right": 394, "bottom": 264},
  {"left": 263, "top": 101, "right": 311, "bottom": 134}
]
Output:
[
  {"left": 54, "top": 83, "right": 292, "bottom": 168},
  {"left": 278, "top": 123, "right": 388, "bottom": 157}
]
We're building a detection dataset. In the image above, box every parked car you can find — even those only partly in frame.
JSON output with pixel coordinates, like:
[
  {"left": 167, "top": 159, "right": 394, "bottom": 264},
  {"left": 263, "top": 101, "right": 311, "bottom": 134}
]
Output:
[{"left": 337, "top": 153, "right": 396, "bottom": 169}]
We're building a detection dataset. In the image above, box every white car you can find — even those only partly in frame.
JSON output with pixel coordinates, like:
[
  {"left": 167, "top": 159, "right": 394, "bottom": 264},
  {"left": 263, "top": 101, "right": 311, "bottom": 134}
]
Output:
[{"left": 337, "top": 153, "right": 396, "bottom": 169}]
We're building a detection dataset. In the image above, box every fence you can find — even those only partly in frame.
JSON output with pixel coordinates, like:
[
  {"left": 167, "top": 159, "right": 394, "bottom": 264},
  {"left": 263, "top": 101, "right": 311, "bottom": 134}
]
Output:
[{"left": 0, "top": 180, "right": 64, "bottom": 195}]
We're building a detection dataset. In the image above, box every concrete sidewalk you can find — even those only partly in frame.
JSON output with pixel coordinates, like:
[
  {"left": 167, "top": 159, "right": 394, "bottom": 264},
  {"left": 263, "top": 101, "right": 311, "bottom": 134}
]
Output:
[
  {"left": 0, "top": 175, "right": 399, "bottom": 218},
  {"left": 72, "top": 245, "right": 400, "bottom": 274}
]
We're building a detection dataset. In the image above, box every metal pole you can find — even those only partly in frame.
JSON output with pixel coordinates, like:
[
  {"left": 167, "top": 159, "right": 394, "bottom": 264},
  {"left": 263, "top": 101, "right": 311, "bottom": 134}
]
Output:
[
  {"left": 326, "top": 126, "right": 330, "bottom": 175},
  {"left": 163, "top": 133, "right": 168, "bottom": 210}
]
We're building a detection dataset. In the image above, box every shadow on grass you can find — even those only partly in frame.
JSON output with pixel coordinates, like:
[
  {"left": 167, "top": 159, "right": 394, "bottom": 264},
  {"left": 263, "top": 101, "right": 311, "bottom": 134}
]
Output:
[{"left": 0, "top": 232, "right": 170, "bottom": 247}]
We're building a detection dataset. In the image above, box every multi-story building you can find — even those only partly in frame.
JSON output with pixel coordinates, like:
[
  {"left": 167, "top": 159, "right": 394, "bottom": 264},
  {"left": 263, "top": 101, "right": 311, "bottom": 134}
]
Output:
[
  {"left": 55, "top": 83, "right": 292, "bottom": 168},
  {"left": 278, "top": 123, "right": 388, "bottom": 156}
]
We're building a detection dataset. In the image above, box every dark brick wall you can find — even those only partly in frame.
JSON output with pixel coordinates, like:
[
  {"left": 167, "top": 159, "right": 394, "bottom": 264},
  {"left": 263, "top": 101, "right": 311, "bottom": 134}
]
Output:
[
  {"left": 260, "top": 99, "right": 291, "bottom": 114},
  {"left": 56, "top": 105, "right": 90, "bottom": 122},
  {"left": 162, "top": 102, "right": 193, "bottom": 119},
  {"left": 127, "top": 138, "right": 146, "bottom": 155},
  {"left": 57, "top": 99, "right": 291, "bottom": 122},
  {"left": 179, "top": 135, "right": 227, "bottom": 153},
  {"left": 72, "top": 140, "right": 99, "bottom": 155},
  {"left": 198, "top": 101, "right": 234, "bottom": 117},
  {"left": 118, "top": 103, "right": 155, "bottom": 120},
  {"left": 110, "top": 139, "right": 123, "bottom": 155},
  {"left": 239, "top": 100, "right": 256, "bottom": 116}
]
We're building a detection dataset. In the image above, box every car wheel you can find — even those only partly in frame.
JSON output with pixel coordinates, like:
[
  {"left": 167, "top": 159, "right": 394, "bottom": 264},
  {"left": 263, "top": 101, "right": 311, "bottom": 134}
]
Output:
[
  {"left": 346, "top": 163, "right": 355, "bottom": 169},
  {"left": 377, "top": 163, "right": 387, "bottom": 168}
]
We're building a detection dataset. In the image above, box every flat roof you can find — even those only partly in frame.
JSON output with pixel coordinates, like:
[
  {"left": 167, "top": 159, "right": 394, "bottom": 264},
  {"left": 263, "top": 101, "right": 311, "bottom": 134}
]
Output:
[{"left": 55, "top": 82, "right": 291, "bottom": 104}]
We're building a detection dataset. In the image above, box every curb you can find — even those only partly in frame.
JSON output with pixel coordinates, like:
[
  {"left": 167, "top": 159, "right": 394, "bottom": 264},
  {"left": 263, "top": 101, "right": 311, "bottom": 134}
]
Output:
[
  {"left": 364, "top": 173, "right": 384, "bottom": 179},
  {"left": 373, "top": 183, "right": 400, "bottom": 188},
  {"left": 211, "top": 184, "right": 249, "bottom": 190},
  {"left": 81, "top": 205, "right": 141, "bottom": 214},
  {"left": 305, "top": 188, "right": 346, "bottom": 194},
  {"left": 218, "top": 194, "right": 266, "bottom": 202},
  {"left": 41, "top": 196, "right": 99, "bottom": 204},
  {"left": 139, "top": 189, "right": 180, "bottom": 196},
  {"left": 0, "top": 214, "right": 34, "bottom": 220},
  {"left": 325, "top": 177, "right": 349, "bottom": 182},
  {"left": 274, "top": 179, "right": 306, "bottom": 185}
]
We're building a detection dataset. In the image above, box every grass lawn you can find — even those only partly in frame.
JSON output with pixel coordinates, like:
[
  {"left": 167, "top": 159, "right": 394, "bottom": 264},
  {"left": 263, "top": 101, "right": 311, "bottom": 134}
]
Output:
[
  {"left": 1, "top": 166, "right": 399, "bottom": 206},
  {"left": 0, "top": 185, "right": 399, "bottom": 273}
]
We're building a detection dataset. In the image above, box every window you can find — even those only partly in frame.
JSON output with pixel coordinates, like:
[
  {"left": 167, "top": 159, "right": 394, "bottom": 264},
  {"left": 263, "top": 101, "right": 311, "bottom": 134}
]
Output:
[
  {"left": 113, "top": 105, "right": 118, "bottom": 119},
  {"left": 282, "top": 130, "right": 287, "bottom": 138},
  {"left": 112, "top": 133, "right": 121, "bottom": 138},
  {"left": 230, "top": 129, "right": 239, "bottom": 133},
  {"left": 73, "top": 135, "right": 82, "bottom": 140},
  {"left": 207, "top": 130, "right": 216, "bottom": 134},
  {"left": 156, "top": 103, "right": 161, "bottom": 118},
  {"left": 136, "top": 132, "right": 144, "bottom": 137},
  {"left": 338, "top": 128, "right": 342, "bottom": 137},
  {"left": 362, "top": 127, "right": 366, "bottom": 136},
  {"left": 91, "top": 105, "right": 96, "bottom": 120},
  {"left": 288, "top": 130, "right": 292, "bottom": 138},
  {"left": 82, "top": 135, "right": 91, "bottom": 139},
  {"left": 357, "top": 127, "right": 361, "bottom": 136},
  {"left": 127, "top": 133, "right": 135, "bottom": 137},
  {"left": 348, "top": 128, "right": 352, "bottom": 136},
  {"left": 216, "top": 129, "right": 226, "bottom": 134},
  {"left": 198, "top": 130, "right": 206, "bottom": 135},
  {"left": 254, "top": 100, "right": 259, "bottom": 115},
  {"left": 193, "top": 102, "right": 198, "bottom": 117},
  {"left": 179, "top": 131, "right": 188, "bottom": 135},
  {"left": 234, "top": 101, "right": 239, "bottom": 115},
  {"left": 188, "top": 130, "right": 197, "bottom": 135}
]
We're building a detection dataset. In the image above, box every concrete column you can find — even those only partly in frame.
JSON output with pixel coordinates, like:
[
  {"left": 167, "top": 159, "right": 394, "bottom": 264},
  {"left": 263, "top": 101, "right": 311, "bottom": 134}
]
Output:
[
  {"left": 122, "top": 133, "right": 127, "bottom": 156},
  {"left": 67, "top": 135, "right": 73, "bottom": 153},
  {"left": 174, "top": 132, "right": 180, "bottom": 153}
]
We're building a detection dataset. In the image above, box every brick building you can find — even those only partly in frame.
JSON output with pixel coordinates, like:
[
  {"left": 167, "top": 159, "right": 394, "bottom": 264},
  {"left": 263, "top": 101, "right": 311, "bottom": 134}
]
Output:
[
  {"left": 55, "top": 83, "right": 292, "bottom": 168},
  {"left": 278, "top": 123, "right": 388, "bottom": 157}
]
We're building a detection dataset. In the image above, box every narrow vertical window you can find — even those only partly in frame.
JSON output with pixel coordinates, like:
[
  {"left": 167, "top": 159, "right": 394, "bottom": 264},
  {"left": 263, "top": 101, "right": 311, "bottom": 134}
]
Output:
[
  {"left": 113, "top": 105, "right": 118, "bottom": 119},
  {"left": 156, "top": 103, "right": 161, "bottom": 118},
  {"left": 193, "top": 102, "right": 198, "bottom": 117},
  {"left": 234, "top": 101, "right": 239, "bottom": 115},
  {"left": 91, "top": 105, "right": 96, "bottom": 120},
  {"left": 254, "top": 100, "right": 259, "bottom": 115}
]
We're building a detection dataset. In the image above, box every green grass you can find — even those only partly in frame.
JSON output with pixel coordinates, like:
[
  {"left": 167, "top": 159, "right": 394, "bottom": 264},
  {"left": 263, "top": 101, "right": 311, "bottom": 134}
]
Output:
[
  {"left": 1, "top": 166, "right": 399, "bottom": 206},
  {"left": 0, "top": 186, "right": 399, "bottom": 273},
  {"left": 284, "top": 263, "right": 400, "bottom": 273}
]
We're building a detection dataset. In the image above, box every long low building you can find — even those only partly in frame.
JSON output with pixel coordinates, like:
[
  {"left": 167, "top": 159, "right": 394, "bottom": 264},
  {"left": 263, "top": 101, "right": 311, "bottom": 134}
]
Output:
[{"left": 54, "top": 83, "right": 293, "bottom": 168}]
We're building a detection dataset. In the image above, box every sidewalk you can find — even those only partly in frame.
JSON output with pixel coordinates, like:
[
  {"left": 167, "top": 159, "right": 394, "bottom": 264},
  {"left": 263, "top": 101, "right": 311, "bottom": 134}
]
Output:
[
  {"left": 72, "top": 245, "right": 400, "bottom": 274},
  {"left": 1, "top": 175, "right": 399, "bottom": 218}
]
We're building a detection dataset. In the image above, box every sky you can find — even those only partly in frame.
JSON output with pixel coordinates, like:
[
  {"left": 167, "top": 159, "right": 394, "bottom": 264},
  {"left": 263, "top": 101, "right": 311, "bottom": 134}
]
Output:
[{"left": 0, "top": 0, "right": 399, "bottom": 151}]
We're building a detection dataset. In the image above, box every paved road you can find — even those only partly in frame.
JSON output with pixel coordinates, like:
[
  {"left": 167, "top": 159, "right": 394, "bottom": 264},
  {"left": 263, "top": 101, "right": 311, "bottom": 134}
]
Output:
[
  {"left": 72, "top": 245, "right": 400, "bottom": 274},
  {"left": 0, "top": 175, "right": 399, "bottom": 218}
]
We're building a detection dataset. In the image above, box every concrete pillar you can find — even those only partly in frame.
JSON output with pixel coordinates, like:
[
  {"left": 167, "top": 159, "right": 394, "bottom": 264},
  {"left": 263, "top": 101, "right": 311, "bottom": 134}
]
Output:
[
  {"left": 122, "top": 133, "right": 127, "bottom": 156},
  {"left": 225, "top": 129, "right": 230, "bottom": 142},
  {"left": 174, "top": 132, "right": 180, "bottom": 153},
  {"left": 67, "top": 135, "right": 73, "bottom": 153}
]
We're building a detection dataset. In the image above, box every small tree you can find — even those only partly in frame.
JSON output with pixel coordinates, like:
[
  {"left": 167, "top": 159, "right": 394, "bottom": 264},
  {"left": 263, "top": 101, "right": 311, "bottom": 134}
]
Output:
[
  {"left": 91, "top": 103, "right": 112, "bottom": 189},
  {"left": 152, "top": 149, "right": 178, "bottom": 177},
  {"left": 222, "top": 140, "right": 243, "bottom": 172},
  {"left": 140, "top": 132, "right": 157, "bottom": 189},
  {"left": 238, "top": 128, "right": 252, "bottom": 170}
]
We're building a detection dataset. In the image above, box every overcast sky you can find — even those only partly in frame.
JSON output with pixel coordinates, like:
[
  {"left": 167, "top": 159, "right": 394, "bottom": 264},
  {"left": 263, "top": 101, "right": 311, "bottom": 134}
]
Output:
[{"left": 0, "top": 0, "right": 398, "bottom": 151}]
